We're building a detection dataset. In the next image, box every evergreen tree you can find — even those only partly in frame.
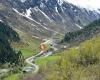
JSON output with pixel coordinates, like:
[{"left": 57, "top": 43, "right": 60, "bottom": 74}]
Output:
[{"left": 0, "top": 21, "right": 22, "bottom": 66}]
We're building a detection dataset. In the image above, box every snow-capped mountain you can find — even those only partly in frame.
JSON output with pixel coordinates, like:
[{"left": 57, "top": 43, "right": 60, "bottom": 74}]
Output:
[{"left": 0, "top": 0, "right": 100, "bottom": 38}]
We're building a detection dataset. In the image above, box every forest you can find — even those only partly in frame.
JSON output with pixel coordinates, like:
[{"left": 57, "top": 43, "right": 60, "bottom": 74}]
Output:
[
  {"left": 0, "top": 21, "right": 22, "bottom": 67},
  {"left": 62, "top": 19, "right": 100, "bottom": 43}
]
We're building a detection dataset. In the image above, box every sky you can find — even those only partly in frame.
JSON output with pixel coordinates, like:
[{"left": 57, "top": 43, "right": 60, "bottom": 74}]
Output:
[
  {"left": 64, "top": 0, "right": 100, "bottom": 10},
  {"left": 20, "top": 0, "right": 100, "bottom": 10}
]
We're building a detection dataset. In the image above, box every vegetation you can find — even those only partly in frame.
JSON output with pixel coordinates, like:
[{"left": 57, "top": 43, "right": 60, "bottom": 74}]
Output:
[
  {"left": 62, "top": 19, "right": 100, "bottom": 44},
  {"left": 1, "top": 24, "right": 42, "bottom": 80},
  {"left": 1, "top": 23, "right": 42, "bottom": 80},
  {"left": 11, "top": 29, "right": 41, "bottom": 58},
  {"left": 1, "top": 18, "right": 100, "bottom": 80},
  {"left": 0, "top": 22, "right": 22, "bottom": 66},
  {"left": 41, "top": 36, "right": 100, "bottom": 80},
  {"left": 0, "top": 22, "right": 25, "bottom": 80},
  {"left": 4, "top": 74, "right": 18, "bottom": 80},
  {"left": 22, "top": 19, "right": 100, "bottom": 80},
  {"left": 35, "top": 54, "right": 60, "bottom": 66}
]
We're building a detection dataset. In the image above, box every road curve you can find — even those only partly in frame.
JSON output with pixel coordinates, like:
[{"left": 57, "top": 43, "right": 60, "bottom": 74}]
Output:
[
  {"left": 25, "top": 51, "right": 44, "bottom": 73},
  {"left": 0, "top": 39, "right": 57, "bottom": 77},
  {"left": 25, "top": 39, "right": 57, "bottom": 73}
]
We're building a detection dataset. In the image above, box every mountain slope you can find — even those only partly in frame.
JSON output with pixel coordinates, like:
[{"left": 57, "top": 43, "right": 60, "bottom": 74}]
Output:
[
  {"left": 0, "top": 21, "right": 20, "bottom": 64},
  {"left": 38, "top": 36, "right": 100, "bottom": 80},
  {"left": 0, "top": 0, "right": 100, "bottom": 38},
  {"left": 62, "top": 19, "right": 100, "bottom": 44}
]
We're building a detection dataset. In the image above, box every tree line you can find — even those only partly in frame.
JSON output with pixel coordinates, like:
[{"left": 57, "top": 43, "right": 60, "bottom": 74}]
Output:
[
  {"left": 62, "top": 19, "right": 100, "bottom": 43},
  {"left": 0, "top": 21, "right": 23, "bottom": 67}
]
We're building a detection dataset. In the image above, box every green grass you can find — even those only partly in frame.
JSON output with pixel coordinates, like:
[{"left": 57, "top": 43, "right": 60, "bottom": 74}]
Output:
[
  {"left": 4, "top": 54, "right": 60, "bottom": 80},
  {"left": 7, "top": 30, "right": 62, "bottom": 80},
  {"left": 21, "top": 49, "right": 33, "bottom": 58},
  {"left": 5, "top": 30, "right": 41, "bottom": 80},
  {"left": 4, "top": 74, "right": 18, "bottom": 80},
  {"left": 41, "top": 36, "right": 100, "bottom": 80},
  {"left": 35, "top": 55, "right": 60, "bottom": 65},
  {"left": 11, "top": 29, "right": 41, "bottom": 58}
]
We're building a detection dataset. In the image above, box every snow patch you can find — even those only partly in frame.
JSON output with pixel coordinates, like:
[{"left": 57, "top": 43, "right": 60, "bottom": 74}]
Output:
[
  {"left": 13, "top": 8, "right": 25, "bottom": 16},
  {"left": 55, "top": 6, "right": 58, "bottom": 13},
  {"left": 75, "top": 24, "right": 83, "bottom": 29},
  {"left": 0, "top": 19, "right": 3, "bottom": 22},
  {"left": 12, "top": 8, "right": 64, "bottom": 35},
  {"left": 35, "top": 7, "right": 52, "bottom": 22},
  {"left": 25, "top": 8, "right": 32, "bottom": 17},
  {"left": 32, "top": 36, "right": 41, "bottom": 39},
  {"left": 34, "top": 7, "right": 39, "bottom": 12},
  {"left": 43, "top": 26, "right": 48, "bottom": 30},
  {"left": 74, "top": 9, "right": 77, "bottom": 12},
  {"left": 20, "top": 0, "right": 26, "bottom": 3},
  {"left": 58, "top": 0, "right": 64, "bottom": 6},
  {"left": 13, "top": 8, "right": 48, "bottom": 29},
  {"left": 40, "top": 2, "right": 45, "bottom": 8},
  {"left": 95, "top": 9, "right": 100, "bottom": 14}
]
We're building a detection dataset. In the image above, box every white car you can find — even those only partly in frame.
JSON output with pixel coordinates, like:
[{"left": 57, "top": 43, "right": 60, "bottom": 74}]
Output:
[{"left": 22, "top": 67, "right": 34, "bottom": 73}]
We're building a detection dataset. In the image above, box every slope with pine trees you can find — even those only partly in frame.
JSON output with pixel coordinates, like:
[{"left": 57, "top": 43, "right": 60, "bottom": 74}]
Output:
[
  {"left": 0, "top": 21, "right": 21, "bottom": 65},
  {"left": 62, "top": 19, "right": 100, "bottom": 44}
]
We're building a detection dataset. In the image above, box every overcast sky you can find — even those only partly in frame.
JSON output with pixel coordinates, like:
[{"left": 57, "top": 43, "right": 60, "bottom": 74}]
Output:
[
  {"left": 64, "top": 0, "right": 100, "bottom": 10},
  {"left": 20, "top": 0, "right": 100, "bottom": 10}
]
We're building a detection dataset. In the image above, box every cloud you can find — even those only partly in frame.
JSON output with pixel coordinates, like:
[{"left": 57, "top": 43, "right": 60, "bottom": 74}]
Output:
[{"left": 63, "top": 0, "right": 100, "bottom": 10}]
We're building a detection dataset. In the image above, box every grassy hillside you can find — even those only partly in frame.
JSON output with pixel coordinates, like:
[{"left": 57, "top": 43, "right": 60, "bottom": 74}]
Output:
[
  {"left": 35, "top": 54, "right": 60, "bottom": 66},
  {"left": 40, "top": 36, "right": 100, "bottom": 80},
  {"left": 11, "top": 29, "right": 41, "bottom": 58},
  {"left": 22, "top": 19, "right": 100, "bottom": 80},
  {"left": 2, "top": 26, "right": 41, "bottom": 80}
]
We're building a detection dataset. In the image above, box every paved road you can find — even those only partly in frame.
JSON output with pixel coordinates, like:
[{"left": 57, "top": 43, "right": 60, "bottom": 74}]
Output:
[
  {"left": 0, "top": 39, "right": 58, "bottom": 75},
  {"left": 25, "top": 51, "right": 43, "bottom": 73},
  {"left": 24, "top": 39, "right": 58, "bottom": 73}
]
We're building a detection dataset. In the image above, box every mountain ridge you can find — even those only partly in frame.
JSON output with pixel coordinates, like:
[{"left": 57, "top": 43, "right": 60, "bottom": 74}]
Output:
[{"left": 0, "top": 0, "right": 100, "bottom": 38}]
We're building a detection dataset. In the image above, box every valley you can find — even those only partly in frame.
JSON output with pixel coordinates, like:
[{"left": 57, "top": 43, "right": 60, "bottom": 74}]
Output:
[{"left": 0, "top": 0, "right": 100, "bottom": 80}]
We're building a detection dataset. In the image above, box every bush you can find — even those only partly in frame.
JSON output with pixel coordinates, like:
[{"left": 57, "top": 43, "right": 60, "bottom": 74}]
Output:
[{"left": 66, "top": 38, "right": 100, "bottom": 66}]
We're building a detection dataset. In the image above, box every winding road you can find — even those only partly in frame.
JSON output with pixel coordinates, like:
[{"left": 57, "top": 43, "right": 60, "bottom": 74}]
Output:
[
  {"left": 24, "top": 39, "right": 58, "bottom": 73},
  {"left": 25, "top": 51, "right": 43, "bottom": 73},
  {"left": 0, "top": 39, "right": 58, "bottom": 77}
]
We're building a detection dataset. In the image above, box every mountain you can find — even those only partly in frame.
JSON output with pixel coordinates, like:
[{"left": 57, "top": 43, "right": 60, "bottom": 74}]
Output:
[{"left": 0, "top": 0, "right": 100, "bottom": 38}]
